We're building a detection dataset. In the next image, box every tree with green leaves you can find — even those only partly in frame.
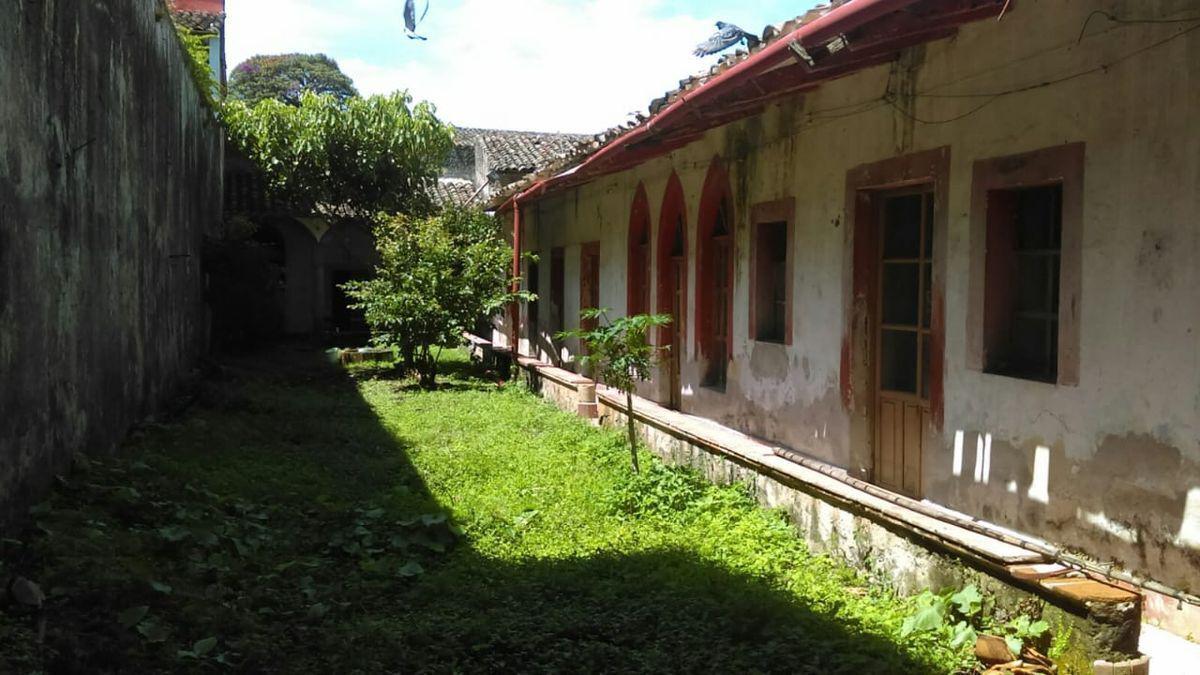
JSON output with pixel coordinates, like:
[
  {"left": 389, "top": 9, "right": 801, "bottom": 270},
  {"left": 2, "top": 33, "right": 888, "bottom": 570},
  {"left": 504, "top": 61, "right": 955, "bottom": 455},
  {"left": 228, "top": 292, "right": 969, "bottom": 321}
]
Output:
[
  {"left": 560, "top": 310, "right": 672, "bottom": 473},
  {"left": 229, "top": 54, "right": 359, "bottom": 106},
  {"left": 343, "top": 208, "right": 525, "bottom": 389},
  {"left": 223, "top": 91, "right": 453, "bottom": 221}
]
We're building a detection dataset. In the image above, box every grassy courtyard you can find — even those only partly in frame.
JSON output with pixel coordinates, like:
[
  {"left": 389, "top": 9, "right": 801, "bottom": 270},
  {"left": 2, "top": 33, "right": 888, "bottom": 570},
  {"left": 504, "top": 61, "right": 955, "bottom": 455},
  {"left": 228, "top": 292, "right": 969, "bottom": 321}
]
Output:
[{"left": 1, "top": 350, "right": 965, "bottom": 673}]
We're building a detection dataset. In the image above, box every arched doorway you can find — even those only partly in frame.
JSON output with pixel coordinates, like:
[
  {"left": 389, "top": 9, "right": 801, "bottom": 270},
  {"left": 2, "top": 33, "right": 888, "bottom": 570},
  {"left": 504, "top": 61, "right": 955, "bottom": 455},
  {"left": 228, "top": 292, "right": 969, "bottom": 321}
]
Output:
[
  {"left": 248, "top": 222, "right": 287, "bottom": 340},
  {"left": 696, "top": 158, "right": 734, "bottom": 391},
  {"left": 627, "top": 183, "right": 652, "bottom": 317},
  {"left": 656, "top": 173, "right": 687, "bottom": 410}
]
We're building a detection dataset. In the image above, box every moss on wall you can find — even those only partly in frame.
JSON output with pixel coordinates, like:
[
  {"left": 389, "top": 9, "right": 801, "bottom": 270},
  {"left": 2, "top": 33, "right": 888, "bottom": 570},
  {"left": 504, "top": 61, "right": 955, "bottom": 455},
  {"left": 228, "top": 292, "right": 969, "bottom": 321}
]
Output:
[{"left": 0, "top": 0, "right": 223, "bottom": 519}]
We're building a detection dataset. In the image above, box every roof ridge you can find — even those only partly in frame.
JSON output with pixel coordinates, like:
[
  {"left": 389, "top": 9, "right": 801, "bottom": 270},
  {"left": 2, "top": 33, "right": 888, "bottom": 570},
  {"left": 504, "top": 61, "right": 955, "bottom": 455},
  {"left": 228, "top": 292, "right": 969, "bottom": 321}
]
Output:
[{"left": 454, "top": 127, "right": 592, "bottom": 138}]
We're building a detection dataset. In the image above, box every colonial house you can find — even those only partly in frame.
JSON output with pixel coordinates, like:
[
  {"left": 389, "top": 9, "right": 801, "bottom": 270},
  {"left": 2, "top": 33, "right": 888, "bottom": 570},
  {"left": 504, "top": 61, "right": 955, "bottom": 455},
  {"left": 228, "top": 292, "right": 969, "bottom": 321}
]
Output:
[{"left": 491, "top": 0, "right": 1200, "bottom": 645}]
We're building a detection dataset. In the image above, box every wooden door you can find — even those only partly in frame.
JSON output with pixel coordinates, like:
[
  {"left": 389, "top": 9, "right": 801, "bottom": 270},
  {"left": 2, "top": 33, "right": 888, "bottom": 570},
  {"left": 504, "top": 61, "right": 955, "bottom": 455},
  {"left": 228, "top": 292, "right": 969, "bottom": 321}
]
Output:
[
  {"left": 707, "top": 236, "right": 731, "bottom": 389},
  {"left": 550, "top": 248, "right": 565, "bottom": 334},
  {"left": 874, "top": 191, "right": 934, "bottom": 498},
  {"left": 580, "top": 243, "right": 601, "bottom": 359},
  {"left": 669, "top": 257, "right": 685, "bottom": 410}
]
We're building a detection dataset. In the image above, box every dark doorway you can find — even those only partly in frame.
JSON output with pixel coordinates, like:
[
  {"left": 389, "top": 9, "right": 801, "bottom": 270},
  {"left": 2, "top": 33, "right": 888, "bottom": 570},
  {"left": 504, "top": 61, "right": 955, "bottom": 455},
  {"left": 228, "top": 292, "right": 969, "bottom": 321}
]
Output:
[
  {"left": 580, "top": 242, "right": 601, "bottom": 362},
  {"left": 657, "top": 174, "right": 688, "bottom": 411},
  {"left": 330, "top": 270, "right": 369, "bottom": 339}
]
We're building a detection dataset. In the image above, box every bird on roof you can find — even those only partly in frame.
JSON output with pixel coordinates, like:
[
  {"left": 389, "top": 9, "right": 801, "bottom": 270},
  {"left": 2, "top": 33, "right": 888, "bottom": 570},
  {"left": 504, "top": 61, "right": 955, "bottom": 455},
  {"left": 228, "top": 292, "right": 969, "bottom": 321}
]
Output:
[
  {"left": 404, "top": 0, "right": 430, "bottom": 40},
  {"left": 694, "top": 21, "right": 760, "bottom": 57}
]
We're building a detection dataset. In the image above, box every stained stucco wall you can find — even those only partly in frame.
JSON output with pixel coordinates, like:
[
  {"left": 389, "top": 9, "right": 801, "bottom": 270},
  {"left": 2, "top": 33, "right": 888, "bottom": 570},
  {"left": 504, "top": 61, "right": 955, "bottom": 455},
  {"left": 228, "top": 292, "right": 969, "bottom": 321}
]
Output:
[
  {"left": 511, "top": 1, "right": 1200, "bottom": 592},
  {"left": 0, "top": 0, "right": 224, "bottom": 517}
]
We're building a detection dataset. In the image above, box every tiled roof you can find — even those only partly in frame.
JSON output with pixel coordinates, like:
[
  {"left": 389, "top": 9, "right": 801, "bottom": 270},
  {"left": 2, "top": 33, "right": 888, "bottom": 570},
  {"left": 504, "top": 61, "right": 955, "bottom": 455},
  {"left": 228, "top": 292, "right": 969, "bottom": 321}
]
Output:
[
  {"left": 431, "top": 179, "right": 478, "bottom": 208},
  {"left": 642, "top": 2, "right": 851, "bottom": 118},
  {"left": 171, "top": 9, "right": 224, "bottom": 34},
  {"left": 453, "top": 128, "right": 591, "bottom": 175},
  {"left": 487, "top": 2, "right": 852, "bottom": 208}
]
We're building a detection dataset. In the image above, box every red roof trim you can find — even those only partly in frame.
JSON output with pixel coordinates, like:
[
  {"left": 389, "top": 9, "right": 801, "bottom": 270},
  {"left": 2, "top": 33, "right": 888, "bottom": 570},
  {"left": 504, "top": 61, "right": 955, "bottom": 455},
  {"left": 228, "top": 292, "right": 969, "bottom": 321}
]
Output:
[{"left": 499, "top": 0, "right": 1007, "bottom": 212}]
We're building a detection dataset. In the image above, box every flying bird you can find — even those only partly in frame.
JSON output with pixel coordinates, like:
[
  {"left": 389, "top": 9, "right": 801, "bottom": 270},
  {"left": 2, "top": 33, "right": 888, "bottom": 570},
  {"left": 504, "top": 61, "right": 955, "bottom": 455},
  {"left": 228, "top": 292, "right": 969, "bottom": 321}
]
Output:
[
  {"left": 694, "top": 21, "right": 760, "bottom": 57},
  {"left": 404, "top": 0, "right": 430, "bottom": 40}
]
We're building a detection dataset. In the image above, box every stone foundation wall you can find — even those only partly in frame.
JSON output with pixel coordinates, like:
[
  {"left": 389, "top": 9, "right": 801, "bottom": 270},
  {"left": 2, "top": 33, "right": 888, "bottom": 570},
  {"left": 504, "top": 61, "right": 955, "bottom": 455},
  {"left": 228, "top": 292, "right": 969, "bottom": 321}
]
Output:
[{"left": 521, "top": 362, "right": 1143, "bottom": 665}]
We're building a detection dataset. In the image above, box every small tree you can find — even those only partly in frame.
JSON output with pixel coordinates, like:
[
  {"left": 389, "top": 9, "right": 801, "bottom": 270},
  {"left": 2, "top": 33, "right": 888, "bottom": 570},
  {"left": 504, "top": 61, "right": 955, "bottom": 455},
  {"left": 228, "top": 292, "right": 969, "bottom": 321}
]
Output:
[
  {"left": 229, "top": 54, "right": 359, "bottom": 106},
  {"left": 223, "top": 91, "right": 453, "bottom": 221},
  {"left": 560, "top": 310, "right": 671, "bottom": 473},
  {"left": 343, "top": 208, "right": 524, "bottom": 388}
]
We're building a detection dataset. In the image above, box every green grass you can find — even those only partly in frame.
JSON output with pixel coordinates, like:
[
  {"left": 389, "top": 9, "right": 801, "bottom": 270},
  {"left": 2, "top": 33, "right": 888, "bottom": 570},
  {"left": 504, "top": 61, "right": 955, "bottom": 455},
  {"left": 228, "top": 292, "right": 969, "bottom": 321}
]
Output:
[{"left": 1, "top": 349, "right": 965, "bottom": 673}]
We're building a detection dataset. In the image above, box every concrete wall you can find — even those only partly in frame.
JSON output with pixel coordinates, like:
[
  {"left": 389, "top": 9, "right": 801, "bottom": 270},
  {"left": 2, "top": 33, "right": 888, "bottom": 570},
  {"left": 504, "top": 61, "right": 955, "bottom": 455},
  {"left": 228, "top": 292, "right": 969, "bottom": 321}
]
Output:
[
  {"left": 0, "top": 0, "right": 223, "bottom": 517},
  {"left": 509, "top": 1, "right": 1200, "bottom": 593}
]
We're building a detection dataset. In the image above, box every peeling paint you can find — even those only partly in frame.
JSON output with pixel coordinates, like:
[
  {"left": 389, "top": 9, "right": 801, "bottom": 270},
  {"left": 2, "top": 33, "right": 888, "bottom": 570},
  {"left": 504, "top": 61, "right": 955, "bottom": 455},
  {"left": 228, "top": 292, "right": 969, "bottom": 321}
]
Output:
[{"left": 502, "top": 4, "right": 1200, "bottom": 593}]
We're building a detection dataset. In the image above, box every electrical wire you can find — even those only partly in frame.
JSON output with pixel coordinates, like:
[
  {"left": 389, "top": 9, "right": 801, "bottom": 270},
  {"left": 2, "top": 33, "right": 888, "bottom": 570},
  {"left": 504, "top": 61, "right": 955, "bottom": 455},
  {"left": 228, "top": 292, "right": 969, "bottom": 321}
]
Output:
[
  {"left": 917, "top": 19, "right": 1200, "bottom": 100},
  {"left": 885, "top": 94, "right": 999, "bottom": 125},
  {"left": 1077, "top": 9, "right": 1200, "bottom": 44},
  {"left": 791, "top": 10, "right": 1200, "bottom": 128},
  {"left": 887, "top": 19, "right": 1200, "bottom": 124}
]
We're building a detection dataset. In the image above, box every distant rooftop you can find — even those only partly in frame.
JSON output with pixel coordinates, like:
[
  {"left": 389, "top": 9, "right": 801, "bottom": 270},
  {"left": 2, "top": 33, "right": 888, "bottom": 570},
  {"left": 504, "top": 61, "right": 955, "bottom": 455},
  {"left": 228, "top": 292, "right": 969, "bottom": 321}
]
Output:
[
  {"left": 431, "top": 179, "right": 479, "bottom": 209},
  {"left": 453, "top": 128, "right": 591, "bottom": 176},
  {"left": 168, "top": 0, "right": 224, "bottom": 33},
  {"left": 434, "top": 127, "right": 592, "bottom": 208}
]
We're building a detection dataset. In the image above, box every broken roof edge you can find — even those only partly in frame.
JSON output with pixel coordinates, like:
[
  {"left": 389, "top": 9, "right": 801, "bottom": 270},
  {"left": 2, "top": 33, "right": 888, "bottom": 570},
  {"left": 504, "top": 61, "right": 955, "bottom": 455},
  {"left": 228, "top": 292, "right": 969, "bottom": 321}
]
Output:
[
  {"left": 488, "top": 0, "right": 903, "bottom": 212},
  {"left": 490, "top": 0, "right": 1008, "bottom": 213}
]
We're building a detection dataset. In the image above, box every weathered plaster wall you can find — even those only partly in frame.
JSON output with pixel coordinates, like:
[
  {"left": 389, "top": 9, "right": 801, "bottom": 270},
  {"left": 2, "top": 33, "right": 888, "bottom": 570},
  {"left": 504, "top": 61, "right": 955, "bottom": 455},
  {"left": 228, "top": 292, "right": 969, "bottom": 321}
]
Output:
[
  {"left": 514, "top": 1, "right": 1200, "bottom": 593},
  {"left": 0, "top": 0, "right": 223, "bottom": 517}
]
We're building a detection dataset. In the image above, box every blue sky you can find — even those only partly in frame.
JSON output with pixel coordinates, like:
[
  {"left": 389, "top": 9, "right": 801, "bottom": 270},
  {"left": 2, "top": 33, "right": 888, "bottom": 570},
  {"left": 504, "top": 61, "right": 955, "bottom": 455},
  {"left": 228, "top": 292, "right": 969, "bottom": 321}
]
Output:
[{"left": 226, "top": 0, "right": 821, "bottom": 133}]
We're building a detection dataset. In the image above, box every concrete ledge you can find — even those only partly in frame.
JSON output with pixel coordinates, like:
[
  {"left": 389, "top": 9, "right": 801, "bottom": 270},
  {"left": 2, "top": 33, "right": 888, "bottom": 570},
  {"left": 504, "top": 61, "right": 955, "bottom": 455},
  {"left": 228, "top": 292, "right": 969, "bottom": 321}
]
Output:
[
  {"left": 513, "top": 357, "right": 1145, "bottom": 664},
  {"left": 518, "top": 357, "right": 589, "bottom": 390}
]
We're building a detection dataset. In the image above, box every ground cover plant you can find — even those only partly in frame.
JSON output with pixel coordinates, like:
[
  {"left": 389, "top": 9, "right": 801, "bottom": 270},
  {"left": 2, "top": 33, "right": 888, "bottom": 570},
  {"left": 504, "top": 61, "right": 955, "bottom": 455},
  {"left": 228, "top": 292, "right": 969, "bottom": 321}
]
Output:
[{"left": 2, "top": 350, "right": 972, "bottom": 672}]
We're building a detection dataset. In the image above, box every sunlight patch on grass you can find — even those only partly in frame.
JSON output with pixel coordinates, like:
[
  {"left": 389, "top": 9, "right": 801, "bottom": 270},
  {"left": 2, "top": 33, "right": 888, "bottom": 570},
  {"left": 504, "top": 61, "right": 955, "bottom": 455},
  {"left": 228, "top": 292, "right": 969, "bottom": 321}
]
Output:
[{"left": 1, "top": 349, "right": 964, "bottom": 672}]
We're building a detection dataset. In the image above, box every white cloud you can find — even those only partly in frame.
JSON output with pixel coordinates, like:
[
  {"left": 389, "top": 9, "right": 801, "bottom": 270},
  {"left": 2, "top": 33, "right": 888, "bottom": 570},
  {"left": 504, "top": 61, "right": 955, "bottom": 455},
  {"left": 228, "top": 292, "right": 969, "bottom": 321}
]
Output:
[
  {"left": 226, "top": 0, "right": 357, "bottom": 60},
  {"left": 227, "top": 0, "right": 718, "bottom": 133}
]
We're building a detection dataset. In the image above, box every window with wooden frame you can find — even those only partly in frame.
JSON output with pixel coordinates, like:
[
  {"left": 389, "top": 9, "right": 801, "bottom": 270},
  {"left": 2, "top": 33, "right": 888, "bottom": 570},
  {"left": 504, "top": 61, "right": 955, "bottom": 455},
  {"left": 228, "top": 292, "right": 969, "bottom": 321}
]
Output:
[
  {"left": 697, "top": 158, "right": 734, "bottom": 391},
  {"left": 704, "top": 200, "right": 732, "bottom": 389},
  {"left": 969, "top": 143, "right": 1083, "bottom": 386},
  {"left": 580, "top": 242, "right": 601, "bottom": 332},
  {"left": 627, "top": 184, "right": 652, "bottom": 317},
  {"left": 550, "top": 247, "right": 565, "bottom": 334},
  {"left": 984, "top": 185, "right": 1062, "bottom": 382},
  {"left": 750, "top": 198, "right": 795, "bottom": 344}
]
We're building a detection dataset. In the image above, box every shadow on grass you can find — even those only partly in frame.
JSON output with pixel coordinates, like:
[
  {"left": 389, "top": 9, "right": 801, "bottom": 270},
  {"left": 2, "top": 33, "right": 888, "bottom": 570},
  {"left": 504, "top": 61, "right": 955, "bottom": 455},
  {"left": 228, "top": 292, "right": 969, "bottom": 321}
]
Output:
[{"left": 2, "top": 348, "right": 940, "bottom": 673}]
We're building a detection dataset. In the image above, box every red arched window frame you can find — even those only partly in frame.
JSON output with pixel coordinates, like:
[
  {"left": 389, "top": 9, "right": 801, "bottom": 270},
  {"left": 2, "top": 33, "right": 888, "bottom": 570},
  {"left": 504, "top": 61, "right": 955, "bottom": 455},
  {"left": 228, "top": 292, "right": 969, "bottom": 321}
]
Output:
[
  {"left": 656, "top": 173, "right": 688, "bottom": 371},
  {"left": 627, "top": 183, "right": 652, "bottom": 317},
  {"left": 696, "top": 157, "right": 735, "bottom": 390}
]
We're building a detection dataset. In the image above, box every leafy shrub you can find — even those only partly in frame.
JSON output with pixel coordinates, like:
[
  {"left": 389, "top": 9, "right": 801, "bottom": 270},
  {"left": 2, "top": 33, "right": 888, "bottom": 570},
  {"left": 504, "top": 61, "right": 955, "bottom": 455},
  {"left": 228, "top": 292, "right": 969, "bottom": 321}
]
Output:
[
  {"left": 173, "top": 22, "right": 220, "bottom": 109},
  {"left": 900, "top": 584, "right": 1050, "bottom": 665},
  {"left": 344, "top": 208, "right": 522, "bottom": 388},
  {"left": 223, "top": 91, "right": 453, "bottom": 220}
]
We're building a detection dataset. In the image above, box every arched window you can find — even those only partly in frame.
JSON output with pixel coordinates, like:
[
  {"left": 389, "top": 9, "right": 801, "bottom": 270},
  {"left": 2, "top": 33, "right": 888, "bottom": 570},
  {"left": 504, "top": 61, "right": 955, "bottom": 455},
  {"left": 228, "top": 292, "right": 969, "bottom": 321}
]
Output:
[
  {"left": 656, "top": 173, "right": 688, "bottom": 411},
  {"left": 627, "top": 183, "right": 652, "bottom": 316},
  {"left": 696, "top": 158, "right": 734, "bottom": 390}
]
